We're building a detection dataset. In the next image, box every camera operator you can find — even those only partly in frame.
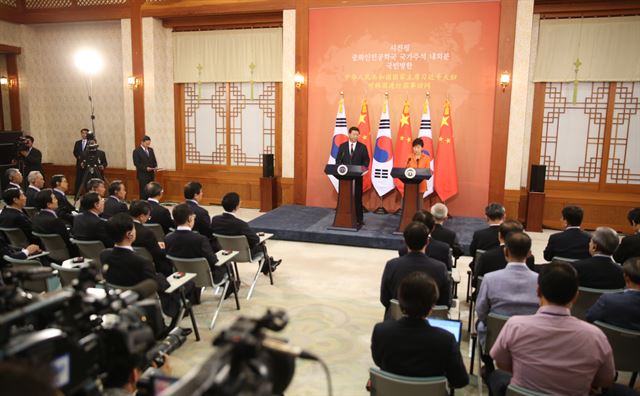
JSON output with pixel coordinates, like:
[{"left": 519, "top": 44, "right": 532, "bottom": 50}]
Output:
[
  {"left": 103, "top": 349, "right": 172, "bottom": 396},
  {"left": 17, "top": 136, "right": 43, "bottom": 181},
  {"left": 80, "top": 135, "right": 108, "bottom": 173}
]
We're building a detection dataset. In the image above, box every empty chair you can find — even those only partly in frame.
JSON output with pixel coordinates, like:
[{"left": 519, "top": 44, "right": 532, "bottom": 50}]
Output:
[
  {"left": 0, "top": 227, "right": 29, "bottom": 248},
  {"left": 23, "top": 206, "right": 37, "bottom": 219},
  {"left": 166, "top": 255, "right": 235, "bottom": 330},
  {"left": 50, "top": 262, "right": 82, "bottom": 287},
  {"left": 485, "top": 312, "right": 510, "bottom": 352},
  {"left": 143, "top": 222, "right": 165, "bottom": 243},
  {"left": 595, "top": 321, "right": 640, "bottom": 387},
  {"left": 213, "top": 233, "right": 269, "bottom": 300},
  {"left": 33, "top": 232, "right": 70, "bottom": 263},
  {"left": 133, "top": 246, "right": 154, "bottom": 263},
  {"left": 71, "top": 239, "right": 105, "bottom": 276},
  {"left": 368, "top": 367, "right": 448, "bottom": 396},
  {"left": 3, "top": 255, "right": 53, "bottom": 292},
  {"left": 572, "top": 287, "right": 623, "bottom": 320}
]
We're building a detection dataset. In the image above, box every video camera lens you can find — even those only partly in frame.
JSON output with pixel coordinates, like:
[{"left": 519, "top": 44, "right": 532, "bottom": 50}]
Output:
[{"left": 146, "top": 327, "right": 189, "bottom": 368}]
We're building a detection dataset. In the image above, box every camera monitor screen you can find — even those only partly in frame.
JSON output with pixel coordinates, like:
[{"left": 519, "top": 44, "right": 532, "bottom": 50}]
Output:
[{"left": 427, "top": 318, "right": 462, "bottom": 344}]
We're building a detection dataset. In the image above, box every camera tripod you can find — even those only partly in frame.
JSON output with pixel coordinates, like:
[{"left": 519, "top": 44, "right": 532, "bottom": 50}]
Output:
[{"left": 74, "top": 164, "right": 104, "bottom": 202}]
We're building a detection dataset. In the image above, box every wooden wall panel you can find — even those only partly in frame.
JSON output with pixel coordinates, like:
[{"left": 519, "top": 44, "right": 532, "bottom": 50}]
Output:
[
  {"left": 293, "top": 0, "right": 308, "bottom": 205},
  {"left": 6, "top": 53, "right": 20, "bottom": 131},
  {"left": 130, "top": 0, "right": 145, "bottom": 144}
]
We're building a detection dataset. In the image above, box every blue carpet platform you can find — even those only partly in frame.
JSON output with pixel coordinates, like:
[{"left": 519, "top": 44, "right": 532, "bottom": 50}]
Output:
[{"left": 249, "top": 205, "right": 486, "bottom": 252}]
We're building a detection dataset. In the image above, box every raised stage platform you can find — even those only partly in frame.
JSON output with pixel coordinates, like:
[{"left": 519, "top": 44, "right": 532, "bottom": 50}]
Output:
[{"left": 248, "top": 205, "right": 486, "bottom": 252}]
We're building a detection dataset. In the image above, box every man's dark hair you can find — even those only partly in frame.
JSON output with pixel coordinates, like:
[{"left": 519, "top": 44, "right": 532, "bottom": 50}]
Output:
[
  {"left": 0, "top": 362, "right": 57, "bottom": 396},
  {"left": 86, "top": 178, "right": 104, "bottom": 191},
  {"left": 172, "top": 203, "right": 194, "bottom": 226},
  {"left": 80, "top": 192, "right": 101, "bottom": 211},
  {"left": 24, "top": 135, "right": 34, "bottom": 143},
  {"left": 623, "top": 257, "right": 640, "bottom": 284},
  {"left": 538, "top": 262, "right": 579, "bottom": 306},
  {"left": 50, "top": 174, "right": 65, "bottom": 188},
  {"left": 348, "top": 126, "right": 360, "bottom": 134},
  {"left": 108, "top": 180, "right": 124, "bottom": 196},
  {"left": 562, "top": 205, "right": 584, "bottom": 227},
  {"left": 184, "top": 182, "right": 202, "bottom": 200},
  {"left": 34, "top": 188, "right": 55, "bottom": 210},
  {"left": 81, "top": 128, "right": 89, "bottom": 133},
  {"left": 627, "top": 208, "right": 640, "bottom": 226},
  {"left": 106, "top": 213, "right": 134, "bottom": 244},
  {"left": 145, "top": 182, "right": 163, "bottom": 199},
  {"left": 499, "top": 219, "right": 524, "bottom": 240},
  {"left": 412, "top": 209, "right": 435, "bottom": 232},
  {"left": 403, "top": 221, "right": 429, "bottom": 251},
  {"left": 222, "top": 192, "right": 240, "bottom": 212},
  {"left": 2, "top": 188, "right": 21, "bottom": 206},
  {"left": 412, "top": 138, "right": 423, "bottom": 147},
  {"left": 142, "top": 135, "right": 151, "bottom": 142},
  {"left": 505, "top": 231, "right": 532, "bottom": 261},
  {"left": 398, "top": 272, "right": 439, "bottom": 319},
  {"left": 485, "top": 202, "right": 505, "bottom": 221},
  {"left": 129, "top": 200, "right": 151, "bottom": 218}
]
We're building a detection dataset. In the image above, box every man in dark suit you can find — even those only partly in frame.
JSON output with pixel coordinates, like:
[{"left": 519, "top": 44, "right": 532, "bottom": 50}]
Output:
[
  {"left": 86, "top": 178, "right": 106, "bottom": 197},
  {"left": 19, "top": 136, "right": 43, "bottom": 180},
  {"left": 572, "top": 227, "right": 624, "bottom": 290},
  {"left": 469, "top": 203, "right": 505, "bottom": 270},
  {"left": 0, "top": 187, "right": 38, "bottom": 245},
  {"left": 543, "top": 205, "right": 591, "bottom": 261},
  {"left": 586, "top": 257, "right": 640, "bottom": 330},
  {"left": 145, "top": 182, "right": 174, "bottom": 235},
  {"left": 73, "top": 128, "right": 89, "bottom": 194},
  {"left": 371, "top": 272, "right": 469, "bottom": 387},
  {"left": 336, "top": 126, "right": 370, "bottom": 226},
  {"left": 398, "top": 210, "right": 452, "bottom": 270},
  {"left": 613, "top": 207, "right": 640, "bottom": 264},
  {"left": 77, "top": 136, "right": 108, "bottom": 195},
  {"left": 211, "top": 192, "right": 281, "bottom": 274},
  {"left": 475, "top": 220, "right": 536, "bottom": 279},
  {"left": 133, "top": 135, "right": 158, "bottom": 199},
  {"left": 5, "top": 168, "right": 23, "bottom": 191},
  {"left": 103, "top": 180, "right": 128, "bottom": 219},
  {"left": 430, "top": 203, "right": 463, "bottom": 258},
  {"left": 130, "top": 200, "right": 172, "bottom": 276},
  {"left": 183, "top": 182, "right": 217, "bottom": 246},
  {"left": 25, "top": 171, "right": 44, "bottom": 207},
  {"left": 0, "top": 233, "right": 40, "bottom": 271},
  {"left": 51, "top": 174, "right": 75, "bottom": 224},
  {"left": 72, "top": 192, "right": 113, "bottom": 248},
  {"left": 32, "top": 189, "right": 77, "bottom": 256},
  {"left": 381, "top": 222, "right": 450, "bottom": 320}
]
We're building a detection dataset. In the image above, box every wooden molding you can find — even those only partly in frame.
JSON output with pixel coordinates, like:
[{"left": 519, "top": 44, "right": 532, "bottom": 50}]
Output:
[
  {"left": 173, "top": 83, "right": 185, "bottom": 171},
  {"left": 19, "top": 6, "right": 129, "bottom": 24},
  {"left": 130, "top": 0, "right": 145, "bottom": 145},
  {"left": 164, "top": 11, "right": 282, "bottom": 30},
  {"left": 6, "top": 53, "right": 20, "bottom": 131},
  {"left": 526, "top": 82, "right": 546, "bottom": 191},
  {"left": 534, "top": 0, "right": 640, "bottom": 18},
  {"left": 0, "top": 44, "right": 21, "bottom": 54},
  {"left": 142, "top": 0, "right": 294, "bottom": 19},
  {"left": 293, "top": 0, "right": 308, "bottom": 205}
]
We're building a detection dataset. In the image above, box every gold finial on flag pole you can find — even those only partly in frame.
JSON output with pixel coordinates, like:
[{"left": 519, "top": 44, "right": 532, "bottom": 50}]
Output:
[
  {"left": 340, "top": 91, "right": 344, "bottom": 97},
  {"left": 426, "top": 91, "right": 431, "bottom": 98}
]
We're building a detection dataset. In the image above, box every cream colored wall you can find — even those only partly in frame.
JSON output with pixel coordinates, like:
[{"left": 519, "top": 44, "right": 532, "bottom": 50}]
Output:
[
  {"left": 282, "top": 9, "right": 295, "bottom": 179},
  {"left": 504, "top": 0, "right": 535, "bottom": 190},
  {"left": 120, "top": 18, "right": 135, "bottom": 171},
  {"left": 0, "top": 19, "right": 21, "bottom": 47}
]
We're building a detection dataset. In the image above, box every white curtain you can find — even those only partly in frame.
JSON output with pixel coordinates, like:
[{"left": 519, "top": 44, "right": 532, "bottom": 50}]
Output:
[
  {"left": 534, "top": 16, "right": 640, "bottom": 82},
  {"left": 173, "top": 28, "right": 282, "bottom": 83}
]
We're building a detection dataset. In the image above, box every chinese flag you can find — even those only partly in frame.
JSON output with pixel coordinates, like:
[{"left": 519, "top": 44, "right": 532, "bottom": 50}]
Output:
[
  {"left": 357, "top": 100, "right": 373, "bottom": 192},
  {"left": 393, "top": 100, "right": 413, "bottom": 196},
  {"left": 434, "top": 100, "right": 458, "bottom": 201}
]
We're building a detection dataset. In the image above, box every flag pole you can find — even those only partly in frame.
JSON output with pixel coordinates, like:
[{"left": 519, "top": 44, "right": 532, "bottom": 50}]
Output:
[{"left": 375, "top": 92, "right": 391, "bottom": 214}]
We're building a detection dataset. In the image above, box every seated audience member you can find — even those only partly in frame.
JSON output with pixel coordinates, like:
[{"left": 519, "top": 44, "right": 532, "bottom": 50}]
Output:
[
  {"left": 211, "top": 192, "right": 281, "bottom": 274},
  {"left": 165, "top": 204, "right": 225, "bottom": 284},
  {"left": 32, "top": 189, "right": 77, "bottom": 256},
  {"left": 380, "top": 221, "right": 450, "bottom": 320},
  {"left": 371, "top": 272, "right": 469, "bottom": 387},
  {"left": 587, "top": 257, "right": 640, "bottom": 331},
  {"left": 0, "top": 233, "right": 40, "bottom": 271},
  {"left": 0, "top": 188, "right": 38, "bottom": 245},
  {"left": 613, "top": 207, "right": 640, "bottom": 264},
  {"left": 475, "top": 220, "right": 536, "bottom": 280},
  {"left": 469, "top": 202, "right": 505, "bottom": 270},
  {"left": 183, "top": 182, "right": 213, "bottom": 239},
  {"left": 25, "top": 171, "right": 44, "bottom": 207},
  {"left": 572, "top": 227, "right": 624, "bottom": 290},
  {"left": 489, "top": 262, "right": 615, "bottom": 396},
  {"left": 51, "top": 174, "right": 75, "bottom": 223},
  {"left": 543, "top": 205, "right": 591, "bottom": 261},
  {"left": 430, "top": 203, "right": 463, "bottom": 258},
  {"left": 72, "top": 192, "right": 113, "bottom": 248},
  {"left": 398, "top": 210, "right": 452, "bottom": 270},
  {"left": 5, "top": 168, "right": 23, "bottom": 191},
  {"left": 145, "top": 182, "right": 175, "bottom": 235},
  {"left": 476, "top": 231, "right": 539, "bottom": 349},
  {"left": 86, "top": 178, "right": 106, "bottom": 197},
  {"left": 130, "top": 200, "right": 172, "bottom": 276},
  {"left": 103, "top": 180, "right": 128, "bottom": 219}
]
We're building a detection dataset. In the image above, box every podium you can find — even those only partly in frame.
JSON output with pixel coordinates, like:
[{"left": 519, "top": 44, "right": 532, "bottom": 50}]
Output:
[
  {"left": 324, "top": 164, "right": 368, "bottom": 231},
  {"left": 391, "top": 167, "right": 432, "bottom": 233}
]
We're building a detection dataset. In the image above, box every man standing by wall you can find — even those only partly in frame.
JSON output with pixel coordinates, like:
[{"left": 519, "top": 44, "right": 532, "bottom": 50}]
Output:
[
  {"left": 73, "top": 128, "right": 89, "bottom": 195},
  {"left": 133, "top": 135, "right": 158, "bottom": 199}
]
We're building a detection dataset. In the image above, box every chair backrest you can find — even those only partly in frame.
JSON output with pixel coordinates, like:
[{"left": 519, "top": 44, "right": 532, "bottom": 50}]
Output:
[
  {"left": 72, "top": 239, "right": 106, "bottom": 272},
  {"left": 572, "top": 287, "right": 623, "bottom": 320},
  {"left": 551, "top": 256, "right": 578, "bottom": 265},
  {"left": 166, "top": 255, "right": 214, "bottom": 289},
  {"left": 389, "top": 299, "right": 403, "bottom": 320},
  {"left": 213, "top": 233, "right": 254, "bottom": 262},
  {"left": 475, "top": 249, "right": 486, "bottom": 266},
  {"left": 368, "top": 367, "right": 448, "bottom": 396},
  {"left": 0, "top": 227, "right": 29, "bottom": 248},
  {"left": 143, "top": 222, "right": 165, "bottom": 243},
  {"left": 23, "top": 206, "right": 37, "bottom": 219},
  {"left": 50, "top": 262, "right": 81, "bottom": 287},
  {"left": 4, "top": 256, "right": 49, "bottom": 292},
  {"left": 594, "top": 321, "right": 640, "bottom": 373},
  {"left": 133, "top": 246, "right": 154, "bottom": 263},
  {"left": 33, "top": 232, "right": 70, "bottom": 263},
  {"left": 506, "top": 384, "right": 552, "bottom": 396},
  {"left": 485, "top": 312, "right": 510, "bottom": 352},
  {"left": 429, "top": 305, "right": 449, "bottom": 320}
]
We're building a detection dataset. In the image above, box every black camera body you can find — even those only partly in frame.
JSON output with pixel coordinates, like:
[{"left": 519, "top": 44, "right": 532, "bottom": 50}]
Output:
[{"left": 15, "top": 136, "right": 29, "bottom": 152}]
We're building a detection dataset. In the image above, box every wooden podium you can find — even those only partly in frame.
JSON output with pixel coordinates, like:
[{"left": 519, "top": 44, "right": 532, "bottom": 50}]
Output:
[
  {"left": 391, "top": 167, "right": 432, "bottom": 233},
  {"left": 324, "top": 164, "right": 367, "bottom": 231}
]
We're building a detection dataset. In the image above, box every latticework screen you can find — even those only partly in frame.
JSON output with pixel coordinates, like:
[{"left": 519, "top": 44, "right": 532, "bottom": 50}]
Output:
[
  {"left": 183, "top": 82, "right": 276, "bottom": 167},
  {"left": 607, "top": 82, "right": 640, "bottom": 185},
  {"left": 0, "top": 0, "right": 18, "bottom": 8},
  {"left": 25, "top": 0, "right": 71, "bottom": 8}
]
